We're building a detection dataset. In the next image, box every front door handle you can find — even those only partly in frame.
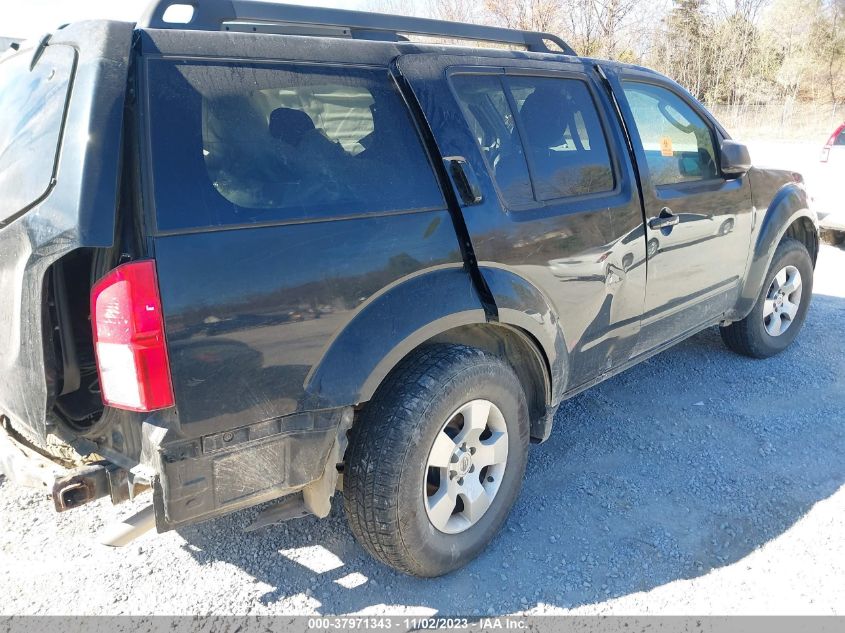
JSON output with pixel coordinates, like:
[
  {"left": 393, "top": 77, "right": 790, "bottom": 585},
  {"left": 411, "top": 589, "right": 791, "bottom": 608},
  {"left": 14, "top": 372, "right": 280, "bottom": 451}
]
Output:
[{"left": 649, "top": 209, "right": 679, "bottom": 230}]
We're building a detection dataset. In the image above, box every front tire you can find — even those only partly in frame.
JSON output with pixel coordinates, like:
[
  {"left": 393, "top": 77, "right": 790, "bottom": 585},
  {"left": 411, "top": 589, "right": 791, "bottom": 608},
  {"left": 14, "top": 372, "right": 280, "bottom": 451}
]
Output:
[
  {"left": 343, "top": 344, "right": 529, "bottom": 577},
  {"left": 721, "top": 237, "right": 813, "bottom": 358}
]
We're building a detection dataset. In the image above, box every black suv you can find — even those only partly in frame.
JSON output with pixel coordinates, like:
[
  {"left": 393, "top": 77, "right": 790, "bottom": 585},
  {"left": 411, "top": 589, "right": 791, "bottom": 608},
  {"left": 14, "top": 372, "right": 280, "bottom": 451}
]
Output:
[{"left": 0, "top": 0, "right": 818, "bottom": 577}]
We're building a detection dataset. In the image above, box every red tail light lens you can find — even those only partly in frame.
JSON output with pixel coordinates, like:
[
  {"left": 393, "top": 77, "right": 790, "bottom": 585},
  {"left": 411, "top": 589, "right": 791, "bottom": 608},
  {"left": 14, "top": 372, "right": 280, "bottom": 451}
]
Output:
[
  {"left": 90, "top": 260, "right": 174, "bottom": 412},
  {"left": 823, "top": 124, "right": 845, "bottom": 162},
  {"left": 825, "top": 124, "right": 845, "bottom": 147}
]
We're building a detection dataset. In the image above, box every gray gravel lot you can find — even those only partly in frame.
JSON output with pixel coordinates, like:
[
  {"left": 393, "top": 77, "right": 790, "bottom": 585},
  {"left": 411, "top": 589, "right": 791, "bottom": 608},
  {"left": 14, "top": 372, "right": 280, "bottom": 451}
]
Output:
[{"left": 1, "top": 243, "right": 843, "bottom": 617}]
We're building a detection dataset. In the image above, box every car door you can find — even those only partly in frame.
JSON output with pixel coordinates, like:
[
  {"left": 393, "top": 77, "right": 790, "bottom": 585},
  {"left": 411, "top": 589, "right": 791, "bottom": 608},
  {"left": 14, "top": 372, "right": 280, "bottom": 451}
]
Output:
[
  {"left": 613, "top": 69, "right": 754, "bottom": 353},
  {"left": 396, "top": 54, "right": 646, "bottom": 390}
]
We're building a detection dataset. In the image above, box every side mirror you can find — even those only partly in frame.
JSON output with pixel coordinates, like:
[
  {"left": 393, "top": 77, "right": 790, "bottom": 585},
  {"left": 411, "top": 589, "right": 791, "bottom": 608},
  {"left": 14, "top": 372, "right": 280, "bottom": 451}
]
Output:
[{"left": 720, "top": 140, "right": 752, "bottom": 177}]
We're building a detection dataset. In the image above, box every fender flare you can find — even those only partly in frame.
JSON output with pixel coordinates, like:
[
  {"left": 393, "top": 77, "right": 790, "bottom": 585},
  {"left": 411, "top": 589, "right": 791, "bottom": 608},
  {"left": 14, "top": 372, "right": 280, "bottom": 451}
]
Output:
[
  {"left": 303, "top": 266, "right": 487, "bottom": 409},
  {"left": 732, "top": 183, "right": 817, "bottom": 320},
  {"left": 303, "top": 265, "right": 569, "bottom": 414}
]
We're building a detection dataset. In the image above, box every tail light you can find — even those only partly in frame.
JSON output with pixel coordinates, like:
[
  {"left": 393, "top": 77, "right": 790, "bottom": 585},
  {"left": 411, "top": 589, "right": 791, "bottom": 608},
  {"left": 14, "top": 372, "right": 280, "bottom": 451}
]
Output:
[
  {"left": 822, "top": 124, "right": 845, "bottom": 163},
  {"left": 90, "top": 260, "right": 174, "bottom": 412}
]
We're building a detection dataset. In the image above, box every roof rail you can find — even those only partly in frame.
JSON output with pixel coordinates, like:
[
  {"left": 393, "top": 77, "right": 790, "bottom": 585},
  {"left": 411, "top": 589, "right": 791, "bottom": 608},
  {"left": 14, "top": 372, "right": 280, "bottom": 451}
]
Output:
[{"left": 138, "top": 0, "right": 577, "bottom": 55}]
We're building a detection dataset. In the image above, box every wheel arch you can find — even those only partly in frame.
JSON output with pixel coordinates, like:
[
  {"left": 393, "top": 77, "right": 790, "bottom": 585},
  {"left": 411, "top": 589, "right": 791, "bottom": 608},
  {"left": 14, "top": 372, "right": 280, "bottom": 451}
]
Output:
[
  {"left": 731, "top": 181, "right": 818, "bottom": 320},
  {"left": 427, "top": 323, "right": 553, "bottom": 442},
  {"left": 304, "top": 266, "right": 567, "bottom": 443}
]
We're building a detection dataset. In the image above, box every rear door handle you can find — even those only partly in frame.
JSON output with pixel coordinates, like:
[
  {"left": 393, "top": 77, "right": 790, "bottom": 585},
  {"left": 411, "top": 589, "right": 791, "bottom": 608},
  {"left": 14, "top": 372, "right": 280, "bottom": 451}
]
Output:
[
  {"left": 444, "top": 156, "right": 483, "bottom": 206},
  {"left": 649, "top": 209, "right": 679, "bottom": 230}
]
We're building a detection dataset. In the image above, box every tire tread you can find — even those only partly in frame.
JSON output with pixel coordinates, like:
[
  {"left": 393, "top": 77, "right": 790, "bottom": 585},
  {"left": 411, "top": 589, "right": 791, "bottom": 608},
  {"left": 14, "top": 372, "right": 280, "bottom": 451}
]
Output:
[
  {"left": 342, "top": 344, "right": 518, "bottom": 576},
  {"left": 720, "top": 237, "right": 812, "bottom": 358}
]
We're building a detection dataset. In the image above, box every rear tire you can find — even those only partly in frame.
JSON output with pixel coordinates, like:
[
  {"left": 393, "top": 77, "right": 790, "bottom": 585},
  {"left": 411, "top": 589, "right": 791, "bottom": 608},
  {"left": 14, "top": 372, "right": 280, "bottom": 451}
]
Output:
[
  {"left": 720, "top": 237, "right": 813, "bottom": 358},
  {"left": 343, "top": 344, "right": 529, "bottom": 577}
]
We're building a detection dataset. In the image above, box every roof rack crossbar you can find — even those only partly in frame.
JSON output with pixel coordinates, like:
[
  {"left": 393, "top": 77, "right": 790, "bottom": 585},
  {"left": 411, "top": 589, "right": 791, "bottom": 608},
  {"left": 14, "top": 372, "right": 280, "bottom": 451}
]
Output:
[{"left": 138, "top": 0, "right": 577, "bottom": 55}]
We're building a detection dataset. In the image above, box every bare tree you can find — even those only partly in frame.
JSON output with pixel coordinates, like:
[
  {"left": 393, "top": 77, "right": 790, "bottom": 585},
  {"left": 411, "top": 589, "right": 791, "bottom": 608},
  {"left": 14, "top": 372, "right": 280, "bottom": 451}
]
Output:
[
  {"left": 360, "top": 0, "right": 844, "bottom": 109},
  {"left": 429, "top": 0, "right": 480, "bottom": 22},
  {"left": 590, "top": 0, "right": 646, "bottom": 58},
  {"left": 365, "top": 0, "right": 420, "bottom": 16},
  {"left": 482, "top": 0, "right": 565, "bottom": 32}
]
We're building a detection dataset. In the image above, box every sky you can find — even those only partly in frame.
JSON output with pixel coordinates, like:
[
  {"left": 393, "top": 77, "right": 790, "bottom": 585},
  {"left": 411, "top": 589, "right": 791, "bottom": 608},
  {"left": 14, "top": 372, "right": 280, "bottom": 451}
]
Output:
[{"left": 0, "top": 0, "right": 375, "bottom": 39}]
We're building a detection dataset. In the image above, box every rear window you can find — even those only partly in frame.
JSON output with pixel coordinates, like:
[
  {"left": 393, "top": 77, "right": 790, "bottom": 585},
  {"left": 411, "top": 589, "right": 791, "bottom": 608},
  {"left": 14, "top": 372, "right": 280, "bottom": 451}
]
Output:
[
  {"left": 0, "top": 45, "right": 75, "bottom": 225},
  {"left": 147, "top": 61, "right": 444, "bottom": 232}
]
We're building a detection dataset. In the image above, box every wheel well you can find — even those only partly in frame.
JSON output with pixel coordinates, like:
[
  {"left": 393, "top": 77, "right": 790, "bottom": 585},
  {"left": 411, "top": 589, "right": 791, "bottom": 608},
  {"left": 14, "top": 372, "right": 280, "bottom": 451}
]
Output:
[
  {"left": 783, "top": 216, "right": 819, "bottom": 265},
  {"left": 426, "top": 324, "right": 552, "bottom": 442}
]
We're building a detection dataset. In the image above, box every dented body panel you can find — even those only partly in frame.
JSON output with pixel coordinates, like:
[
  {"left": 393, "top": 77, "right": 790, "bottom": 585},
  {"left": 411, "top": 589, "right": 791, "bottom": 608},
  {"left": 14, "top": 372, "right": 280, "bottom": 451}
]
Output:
[{"left": 0, "top": 22, "right": 132, "bottom": 443}]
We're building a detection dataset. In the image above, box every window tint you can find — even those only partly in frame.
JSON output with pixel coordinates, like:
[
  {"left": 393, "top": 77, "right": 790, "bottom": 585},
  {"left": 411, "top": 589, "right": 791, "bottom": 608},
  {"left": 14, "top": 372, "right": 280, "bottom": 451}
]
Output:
[
  {"left": 623, "top": 82, "right": 718, "bottom": 186},
  {"left": 451, "top": 73, "right": 615, "bottom": 207},
  {"left": 509, "top": 76, "right": 615, "bottom": 200},
  {"left": 148, "top": 61, "right": 443, "bottom": 231},
  {"left": 0, "top": 45, "right": 75, "bottom": 224},
  {"left": 835, "top": 128, "right": 845, "bottom": 146},
  {"left": 451, "top": 74, "right": 533, "bottom": 206}
]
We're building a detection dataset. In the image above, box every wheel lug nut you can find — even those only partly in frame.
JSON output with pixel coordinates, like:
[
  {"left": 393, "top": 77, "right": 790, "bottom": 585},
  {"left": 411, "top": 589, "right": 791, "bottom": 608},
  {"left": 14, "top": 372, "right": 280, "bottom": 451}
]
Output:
[
  {"left": 469, "top": 447, "right": 476, "bottom": 455},
  {"left": 458, "top": 477, "right": 464, "bottom": 485},
  {"left": 487, "top": 476, "right": 494, "bottom": 483}
]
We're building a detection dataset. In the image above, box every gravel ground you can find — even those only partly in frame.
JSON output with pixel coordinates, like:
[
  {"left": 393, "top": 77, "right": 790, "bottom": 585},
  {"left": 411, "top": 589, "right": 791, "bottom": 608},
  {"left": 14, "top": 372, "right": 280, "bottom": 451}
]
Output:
[{"left": 1, "top": 244, "right": 844, "bottom": 617}]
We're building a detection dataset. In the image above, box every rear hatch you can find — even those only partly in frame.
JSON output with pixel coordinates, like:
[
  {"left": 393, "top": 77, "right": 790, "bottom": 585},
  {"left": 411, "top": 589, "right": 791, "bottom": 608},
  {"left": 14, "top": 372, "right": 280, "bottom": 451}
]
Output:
[{"left": 0, "top": 22, "right": 132, "bottom": 443}]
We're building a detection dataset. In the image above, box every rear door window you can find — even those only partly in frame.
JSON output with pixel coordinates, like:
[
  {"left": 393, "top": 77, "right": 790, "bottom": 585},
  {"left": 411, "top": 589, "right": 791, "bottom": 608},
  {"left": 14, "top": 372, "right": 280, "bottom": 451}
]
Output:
[
  {"left": 451, "top": 74, "right": 533, "bottom": 206},
  {"left": 0, "top": 45, "right": 75, "bottom": 225},
  {"left": 146, "top": 61, "right": 444, "bottom": 232},
  {"left": 508, "top": 76, "right": 615, "bottom": 201},
  {"left": 451, "top": 72, "right": 616, "bottom": 207}
]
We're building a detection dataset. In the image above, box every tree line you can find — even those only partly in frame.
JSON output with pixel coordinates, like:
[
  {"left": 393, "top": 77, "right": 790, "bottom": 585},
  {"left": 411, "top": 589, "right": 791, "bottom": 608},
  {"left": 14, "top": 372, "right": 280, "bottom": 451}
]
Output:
[{"left": 367, "top": 0, "right": 845, "bottom": 107}]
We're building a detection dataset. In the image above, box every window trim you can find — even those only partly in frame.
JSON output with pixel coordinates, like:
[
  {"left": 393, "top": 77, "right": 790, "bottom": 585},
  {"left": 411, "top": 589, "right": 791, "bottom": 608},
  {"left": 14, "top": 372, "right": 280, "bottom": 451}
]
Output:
[
  {"left": 446, "top": 66, "right": 625, "bottom": 213},
  {"left": 140, "top": 56, "right": 448, "bottom": 237},
  {"left": 618, "top": 75, "right": 726, "bottom": 192}
]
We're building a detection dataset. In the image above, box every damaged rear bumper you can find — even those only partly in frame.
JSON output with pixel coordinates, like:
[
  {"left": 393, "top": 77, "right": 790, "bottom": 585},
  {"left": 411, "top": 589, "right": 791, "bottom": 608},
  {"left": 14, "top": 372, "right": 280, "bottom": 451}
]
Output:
[
  {"left": 152, "top": 407, "right": 353, "bottom": 531},
  {"left": 2, "top": 405, "right": 353, "bottom": 536}
]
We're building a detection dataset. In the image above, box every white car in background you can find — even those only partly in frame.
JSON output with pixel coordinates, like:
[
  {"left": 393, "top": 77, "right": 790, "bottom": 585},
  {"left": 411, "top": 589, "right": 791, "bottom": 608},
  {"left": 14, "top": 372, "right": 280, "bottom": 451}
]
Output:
[{"left": 818, "top": 122, "right": 845, "bottom": 243}]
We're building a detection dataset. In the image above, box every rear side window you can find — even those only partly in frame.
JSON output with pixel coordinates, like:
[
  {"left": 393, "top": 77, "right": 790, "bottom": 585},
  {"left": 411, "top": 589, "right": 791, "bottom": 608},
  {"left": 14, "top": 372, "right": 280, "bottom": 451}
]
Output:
[
  {"left": 147, "top": 61, "right": 444, "bottom": 232},
  {"left": 451, "top": 73, "right": 615, "bottom": 207},
  {"left": 836, "top": 128, "right": 845, "bottom": 146},
  {"left": 0, "top": 46, "right": 75, "bottom": 224}
]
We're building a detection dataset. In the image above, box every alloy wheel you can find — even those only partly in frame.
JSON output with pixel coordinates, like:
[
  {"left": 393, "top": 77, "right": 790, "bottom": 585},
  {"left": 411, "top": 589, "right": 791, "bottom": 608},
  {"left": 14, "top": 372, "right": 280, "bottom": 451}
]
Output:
[
  {"left": 763, "top": 265, "right": 802, "bottom": 337},
  {"left": 423, "top": 399, "right": 509, "bottom": 534}
]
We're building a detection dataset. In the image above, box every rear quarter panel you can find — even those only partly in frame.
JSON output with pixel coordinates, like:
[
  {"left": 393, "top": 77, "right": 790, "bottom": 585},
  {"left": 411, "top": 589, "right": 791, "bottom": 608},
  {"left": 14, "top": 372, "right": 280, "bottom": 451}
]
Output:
[
  {"left": 154, "top": 213, "right": 465, "bottom": 439},
  {"left": 0, "top": 22, "right": 132, "bottom": 442}
]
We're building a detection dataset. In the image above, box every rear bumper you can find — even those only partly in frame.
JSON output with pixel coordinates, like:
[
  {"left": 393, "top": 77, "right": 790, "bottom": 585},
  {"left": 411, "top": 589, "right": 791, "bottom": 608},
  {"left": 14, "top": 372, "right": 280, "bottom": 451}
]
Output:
[{"left": 153, "top": 407, "right": 352, "bottom": 530}]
